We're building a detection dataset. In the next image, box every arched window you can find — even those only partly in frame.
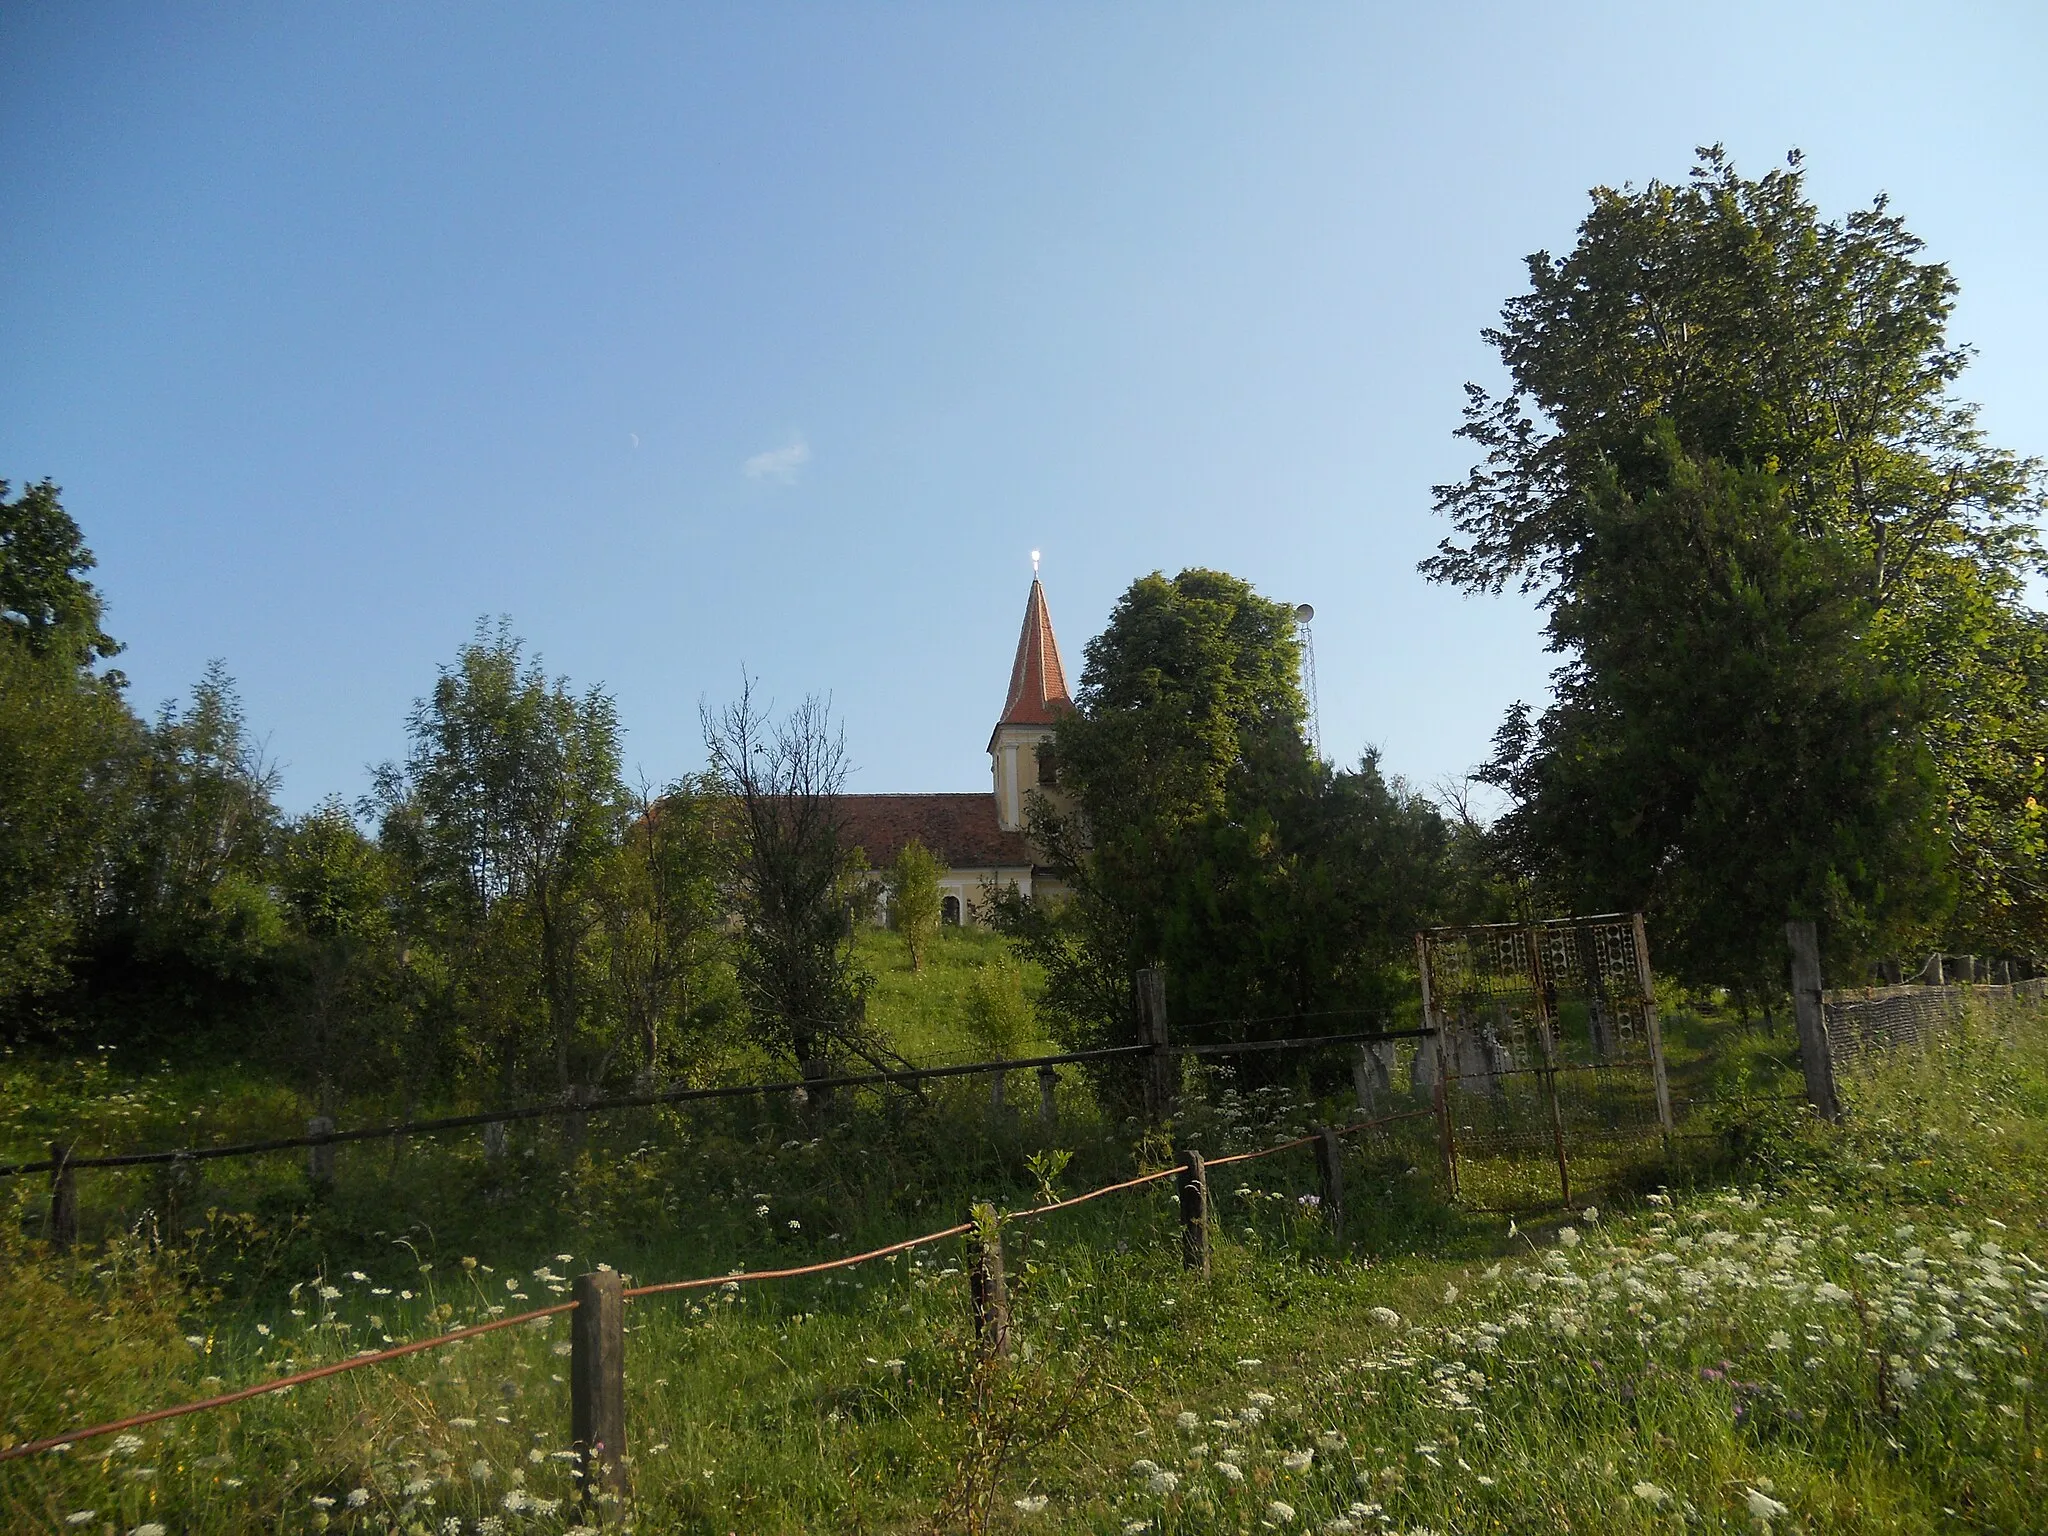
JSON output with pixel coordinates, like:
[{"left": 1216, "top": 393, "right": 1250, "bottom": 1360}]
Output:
[{"left": 942, "top": 894, "right": 962, "bottom": 926}]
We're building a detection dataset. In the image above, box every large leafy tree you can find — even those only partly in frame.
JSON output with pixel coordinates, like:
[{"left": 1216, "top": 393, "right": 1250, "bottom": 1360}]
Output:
[
  {"left": 372, "top": 622, "right": 628, "bottom": 1099},
  {"left": 0, "top": 481, "right": 137, "bottom": 1009},
  {"left": 1427, "top": 148, "right": 2046, "bottom": 983},
  {"left": 1000, "top": 569, "right": 1448, "bottom": 1072}
]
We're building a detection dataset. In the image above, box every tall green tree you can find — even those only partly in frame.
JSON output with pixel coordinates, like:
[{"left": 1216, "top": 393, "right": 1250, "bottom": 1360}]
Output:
[
  {"left": 1426, "top": 148, "right": 2046, "bottom": 982},
  {"left": 372, "top": 621, "right": 628, "bottom": 1099},
  {"left": 888, "top": 837, "right": 943, "bottom": 971},
  {"left": 998, "top": 569, "right": 1448, "bottom": 1076},
  {"left": 0, "top": 481, "right": 136, "bottom": 1010},
  {"left": 593, "top": 779, "right": 735, "bottom": 1087},
  {"left": 703, "top": 680, "right": 869, "bottom": 1085},
  {"left": 278, "top": 796, "right": 397, "bottom": 1110},
  {"left": 76, "top": 663, "right": 288, "bottom": 1034}
]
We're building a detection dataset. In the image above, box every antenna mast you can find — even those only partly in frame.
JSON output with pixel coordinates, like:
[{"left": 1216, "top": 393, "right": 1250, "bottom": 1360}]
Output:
[{"left": 1294, "top": 603, "right": 1321, "bottom": 760}]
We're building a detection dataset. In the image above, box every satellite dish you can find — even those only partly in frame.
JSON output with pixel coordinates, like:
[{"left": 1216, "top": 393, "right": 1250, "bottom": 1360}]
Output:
[{"left": 1294, "top": 603, "right": 1315, "bottom": 623}]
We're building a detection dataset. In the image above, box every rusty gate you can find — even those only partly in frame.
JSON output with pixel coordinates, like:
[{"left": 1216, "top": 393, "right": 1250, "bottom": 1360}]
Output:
[{"left": 1415, "top": 914, "right": 1673, "bottom": 1204}]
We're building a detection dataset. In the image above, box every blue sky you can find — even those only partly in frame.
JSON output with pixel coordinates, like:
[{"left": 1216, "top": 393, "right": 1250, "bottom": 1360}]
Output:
[{"left": 3, "top": 3, "right": 2043, "bottom": 812}]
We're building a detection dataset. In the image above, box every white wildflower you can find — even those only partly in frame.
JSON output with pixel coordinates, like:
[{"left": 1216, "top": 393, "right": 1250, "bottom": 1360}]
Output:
[
  {"left": 1557, "top": 1226, "right": 1580, "bottom": 1248},
  {"left": 1014, "top": 1494, "right": 1049, "bottom": 1514},
  {"left": 111, "top": 1434, "right": 144, "bottom": 1456},
  {"left": 1814, "top": 1282, "right": 1852, "bottom": 1303},
  {"left": 1131, "top": 1460, "right": 1161, "bottom": 1477},
  {"left": 1281, "top": 1449, "right": 1314, "bottom": 1471},
  {"left": 319, "top": 1284, "right": 342, "bottom": 1301},
  {"left": 130, "top": 1526, "right": 166, "bottom": 1536},
  {"left": 1248, "top": 1391, "right": 1277, "bottom": 1407},
  {"left": 1267, "top": 1500, "right": 1297, "bottom": 1524},
  {"left": 470, "top": 1459, "right": 494, "bottom": 1481},
  {"left": 1237, "top": 1357, "right": 1265, "bottom": 1367},
  {"left": 1176, "top": 1411, "right": 1200, "bottom": 1430},
  {"left": 1766, "top": 1330, "right": 1790, "bottom": 1351},
  {"left": 347, "top": 1487, "right": 369, "bottom": 1507},
  {"left": 63, "top": 1515, "right": 95, "bottom": 1528},
  {"left": 1581, "top": 1206, "right": 1598, "bottom": 1223},
  {"left": 1316, "top": 1430, "right": 1345, "bottom": 1450},
  {"left": 1369, "top": 1306, "right": 1401, "bottom": 1327},
  {"left": 1745, "top": 1487, "right": 1789, "bottom": 1525},
  {"left": 1443, "top": 1284, "right": 1460, "bottom": 1305},
  {"left": 1147, "top": 1470, "right": 1181, "bottom": 1494},
  {"left": 310, "top": 1497, "right": 336, "bottom": 1510},
  {"left": 1216, "top": 1461, "right": 1245, "bottom": 1482},
  {"left": 1632, "top": 1481, "right": 1669, "bottom": 1507}
]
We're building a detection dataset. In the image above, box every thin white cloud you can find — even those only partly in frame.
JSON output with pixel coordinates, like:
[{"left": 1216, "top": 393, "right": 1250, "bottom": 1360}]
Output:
[{"left": 743, "top": 436, "right": 810, "bottom": 485}]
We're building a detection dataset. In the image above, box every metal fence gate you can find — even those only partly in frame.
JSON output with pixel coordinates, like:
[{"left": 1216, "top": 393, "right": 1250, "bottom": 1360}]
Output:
[{"left": 1415, "top": 914, "right": 1673, "bottom": 1204}]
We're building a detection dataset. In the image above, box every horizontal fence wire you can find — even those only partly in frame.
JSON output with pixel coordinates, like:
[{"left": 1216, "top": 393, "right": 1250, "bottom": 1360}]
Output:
[
  {"left": 1, "top": 1026, "right": 1430, "bottom": 1178},
  {"left": 0, "top": 1104, "right": 1435, "bottom": 1464}
]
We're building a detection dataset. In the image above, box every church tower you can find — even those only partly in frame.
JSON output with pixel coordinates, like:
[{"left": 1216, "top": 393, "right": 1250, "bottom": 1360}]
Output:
[{"left": 988, "top": 572, "right": 1072, "bottom": 833}]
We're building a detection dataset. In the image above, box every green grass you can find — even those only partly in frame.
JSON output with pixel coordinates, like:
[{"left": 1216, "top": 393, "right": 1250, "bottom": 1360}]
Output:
[
  {"left": 2, "top": 996, "right": 2045, "bottom": 1533},
  {"left": 855, "top": 924, "right": 1056, "bottom": 1065}
]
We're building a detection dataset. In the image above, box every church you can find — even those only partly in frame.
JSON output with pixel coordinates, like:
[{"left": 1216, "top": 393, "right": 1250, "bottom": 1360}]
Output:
[{"left": 839, "top": 574, "right": 1073, "bottom": 925}]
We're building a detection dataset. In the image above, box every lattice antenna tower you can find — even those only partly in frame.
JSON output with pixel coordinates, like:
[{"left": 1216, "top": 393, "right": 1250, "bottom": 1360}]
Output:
[{"left": 1294, "top": 603, "right": 1321, "bottom": 760}]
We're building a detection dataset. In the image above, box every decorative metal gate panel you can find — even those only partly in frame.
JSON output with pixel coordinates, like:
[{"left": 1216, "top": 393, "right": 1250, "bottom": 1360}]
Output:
[{"left": 1415, "top": 914, "right": 1672, "bottom": 1202}]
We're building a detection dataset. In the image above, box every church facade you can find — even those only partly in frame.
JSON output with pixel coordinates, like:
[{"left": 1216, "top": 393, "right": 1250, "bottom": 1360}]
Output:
[{"left": 840, "top": 576, "right": 1072, "bottom": 925}]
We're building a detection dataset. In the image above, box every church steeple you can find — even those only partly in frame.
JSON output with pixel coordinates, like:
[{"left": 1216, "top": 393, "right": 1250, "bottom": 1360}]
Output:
[
  {"left": 993, "top": 577, "right": 1071, "bottom": 737},
  {"left": 988, "top": 570, "right": 1072, "bottom": 832}
]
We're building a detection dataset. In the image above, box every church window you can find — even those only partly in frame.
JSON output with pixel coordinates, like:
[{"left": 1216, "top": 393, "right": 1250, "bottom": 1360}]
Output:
[
  {"left": 942, "top": 894, "right": 962, "bottom": 926},
  {"left": 1035, "top": 743, "right": 1059, "bottom": 787}
]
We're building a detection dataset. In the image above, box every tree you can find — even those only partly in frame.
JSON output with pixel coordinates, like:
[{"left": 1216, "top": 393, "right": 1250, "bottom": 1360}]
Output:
[
  {"left": 372, "top": 621, "right": 627, "bottom": 1100},
  {"left": 278, "top": 796, "right": 396, "bottom": 1110},
  {"left": 996, "top": 569, "right": 1450, "bottom": 1084},
  {"left": 888, "top": 837, "right": 943, "bottom": 970},
  {"left": 1425, "top": 148, "right": 2047, "bottom": 981},
  {"left": 703, "top": 679, "right": 869, "bottom": 1086},
  {"left": 594, "top": 779, "right": 735, "bottom": 1087},
  {"left": 80, "top": 663, "right": 288, "bottom": 1033},
  {"left": 0, "top": 481, "right": 136, "bottom": 1011},
  {"left": 962, "top": 955, "right": 1033, "bottom": 1111}
]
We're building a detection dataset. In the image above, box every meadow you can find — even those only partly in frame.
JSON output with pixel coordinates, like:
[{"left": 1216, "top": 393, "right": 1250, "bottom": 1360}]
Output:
[{"left": 2, "top": 928, "right": 2044, "bottom": 1534}]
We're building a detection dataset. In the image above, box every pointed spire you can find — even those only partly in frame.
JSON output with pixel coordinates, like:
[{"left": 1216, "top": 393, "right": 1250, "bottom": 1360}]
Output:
[{"left": 995, "top": 576, "right": 1071, "bottom": 732}]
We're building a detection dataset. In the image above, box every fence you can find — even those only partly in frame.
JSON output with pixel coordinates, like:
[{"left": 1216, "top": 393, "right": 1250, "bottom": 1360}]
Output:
[
  {"left": 1414, "top": 914, "right": 1672, "bottom": 1205},
  {"left": 0, "top": 1103, "right": 1435, "bottom": 1505},
  {"left": 1822, "top": 977, "right": 2048, "bottom": 1073}
]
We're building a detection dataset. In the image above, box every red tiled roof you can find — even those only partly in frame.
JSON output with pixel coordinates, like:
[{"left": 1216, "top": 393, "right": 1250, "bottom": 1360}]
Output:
[
  {"left": 838, "top": 793, "right": 1035, "bottom": 871},
  {"left": 995, "top": 578, "right": 1072, "bottom": 732}
]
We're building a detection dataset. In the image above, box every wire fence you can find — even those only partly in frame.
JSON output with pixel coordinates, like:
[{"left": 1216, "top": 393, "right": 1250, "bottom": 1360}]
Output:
[
  {"left": 1, "top": 1026, "right": 1436, "bottom": 1180},
  {"left": 1823, "top": 977, "right": 2048, "bottom": 1074},
  {"left": 0, "top": 1105, "right": 1432, "bottom": 1466}
]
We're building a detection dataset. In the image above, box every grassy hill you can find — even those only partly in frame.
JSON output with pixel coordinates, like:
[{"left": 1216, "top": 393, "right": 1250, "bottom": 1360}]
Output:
[{"left": 1, "top": 952, "right": 2044, "bottom": 1533}]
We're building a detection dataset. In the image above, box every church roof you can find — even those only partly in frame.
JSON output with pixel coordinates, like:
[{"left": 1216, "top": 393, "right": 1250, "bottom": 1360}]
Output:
[
  {"left": 839, "top": 793, "right": 1036, "bottom": 872},
  {"left": 994, "top": 577, "right": 1072, "bottom": 735}
]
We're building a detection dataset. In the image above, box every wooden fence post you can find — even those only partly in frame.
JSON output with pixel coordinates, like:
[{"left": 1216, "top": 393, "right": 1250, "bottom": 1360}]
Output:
[
  {"left": 968, "top": 1205, "right": 1010, "bottom": 1357},
  {"left": 306, "top": 1117, "right": 335, "bottom": 1192},
  {"left": 1312, "top": 1126, "right": 1345, "bottom": 1241},
  {"left": 48, "top": 1141, "right": 77, "bottom": 1253},
  {"left": 1417, "top": 932, "right": 1459, "bottom": 1200},
  {"left": 1177, "top": 1149, "right": 1209, "bottom": 1275},
  {"left": 1135, "top": 967, "right": 1173, "bottom": 1125},
  {"left": 1037, "top": 1065, "right": 1058, "bottom": 1127},
  {"left": 571, "top": 1269, "right": 628, "bottom": 1510},
  {"left": 1786, "top": 920, "right": 1841, "bottom": 1122}
]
